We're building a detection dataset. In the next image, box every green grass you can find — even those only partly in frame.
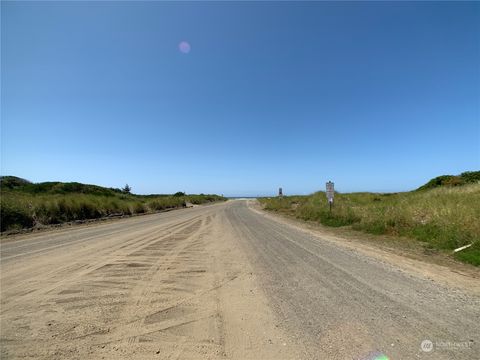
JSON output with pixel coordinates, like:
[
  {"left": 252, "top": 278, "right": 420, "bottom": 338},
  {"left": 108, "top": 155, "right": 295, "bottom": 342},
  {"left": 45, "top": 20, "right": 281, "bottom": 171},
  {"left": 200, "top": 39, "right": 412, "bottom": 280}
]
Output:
[
  {"left": 0, "top": 177, "right": 226, "bottom": 232},
  {"left": 259, "top": 184, "right": 480, "bottom": 266},
  {"left": 453, "top": 242, "right": 480, "bottom": 266}
]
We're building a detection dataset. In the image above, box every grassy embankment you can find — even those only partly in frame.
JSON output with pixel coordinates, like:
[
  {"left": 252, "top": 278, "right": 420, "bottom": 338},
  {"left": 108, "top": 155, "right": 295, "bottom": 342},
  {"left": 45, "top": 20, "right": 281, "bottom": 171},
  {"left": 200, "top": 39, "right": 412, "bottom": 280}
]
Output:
[
  {"left": 258, "top": 171, "right": 480, "bottom": 266},
  {"left": 0, "top": 176, "right": 226, "bottom": 233}
]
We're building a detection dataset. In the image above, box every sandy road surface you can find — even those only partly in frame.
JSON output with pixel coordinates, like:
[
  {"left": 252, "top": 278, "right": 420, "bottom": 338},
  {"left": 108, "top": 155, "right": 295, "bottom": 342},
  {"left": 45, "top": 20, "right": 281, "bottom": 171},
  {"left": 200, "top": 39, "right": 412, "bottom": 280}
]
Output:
[{"left": 1, "top": 200, "right": 479, "bottom": 359}]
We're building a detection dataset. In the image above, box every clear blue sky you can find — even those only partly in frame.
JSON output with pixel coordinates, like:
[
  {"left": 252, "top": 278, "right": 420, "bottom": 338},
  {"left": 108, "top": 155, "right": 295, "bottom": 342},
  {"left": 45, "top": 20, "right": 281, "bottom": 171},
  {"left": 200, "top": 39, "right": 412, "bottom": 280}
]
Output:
[{"left": 2, "top": 1, "right": 479, "bottom": 196}]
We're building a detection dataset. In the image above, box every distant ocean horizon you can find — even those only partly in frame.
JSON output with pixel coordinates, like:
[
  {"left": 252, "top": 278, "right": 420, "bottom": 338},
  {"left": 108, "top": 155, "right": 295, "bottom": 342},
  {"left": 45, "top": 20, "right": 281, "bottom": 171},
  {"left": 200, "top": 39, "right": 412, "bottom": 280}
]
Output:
[{"left": 227, "top": 196, "right": 262, "bottom": 199}]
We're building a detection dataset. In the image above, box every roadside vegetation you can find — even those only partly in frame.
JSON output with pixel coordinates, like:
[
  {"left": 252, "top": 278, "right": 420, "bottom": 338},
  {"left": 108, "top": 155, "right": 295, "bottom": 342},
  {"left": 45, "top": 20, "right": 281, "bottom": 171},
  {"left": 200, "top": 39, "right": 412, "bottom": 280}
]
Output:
[
  {"left": 0, "top": 176, "right": 226, "bottom": 233},
  {"left": 416, "top": 171, "right": 480, "bottom": 190},
  {"left": 258, "top": 171, "right": 480, "bottom": 266}
]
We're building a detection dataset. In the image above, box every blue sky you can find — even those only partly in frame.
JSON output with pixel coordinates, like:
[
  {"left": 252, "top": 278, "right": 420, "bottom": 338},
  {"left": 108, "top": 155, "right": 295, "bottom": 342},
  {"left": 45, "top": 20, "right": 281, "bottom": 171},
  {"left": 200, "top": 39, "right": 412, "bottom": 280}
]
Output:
[{"left": 2, "top": 1, "right": 479, "bottom": 196}]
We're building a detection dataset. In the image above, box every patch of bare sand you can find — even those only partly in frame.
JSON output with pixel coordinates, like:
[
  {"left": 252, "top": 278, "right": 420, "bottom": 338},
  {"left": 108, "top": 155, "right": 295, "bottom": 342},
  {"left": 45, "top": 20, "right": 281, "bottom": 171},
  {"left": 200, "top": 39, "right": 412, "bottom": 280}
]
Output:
[{"left": 1, "top": 204, "right": 303, "bottom": 359}]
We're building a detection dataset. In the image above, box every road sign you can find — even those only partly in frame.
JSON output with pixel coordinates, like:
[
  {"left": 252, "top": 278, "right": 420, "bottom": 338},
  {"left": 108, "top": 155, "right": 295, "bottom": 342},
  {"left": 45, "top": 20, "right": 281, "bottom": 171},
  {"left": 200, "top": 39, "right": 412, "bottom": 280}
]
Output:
[{"left": 326, "top": 181, "right": 334, "bottom": 204}]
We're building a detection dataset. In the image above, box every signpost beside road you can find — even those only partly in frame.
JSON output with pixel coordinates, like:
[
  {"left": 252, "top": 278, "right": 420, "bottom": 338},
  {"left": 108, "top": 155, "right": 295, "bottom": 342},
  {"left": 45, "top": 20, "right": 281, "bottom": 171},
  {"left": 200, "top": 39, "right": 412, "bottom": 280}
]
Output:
[{"left": 326, "top": 181, "right": 334, "bottom": 212}]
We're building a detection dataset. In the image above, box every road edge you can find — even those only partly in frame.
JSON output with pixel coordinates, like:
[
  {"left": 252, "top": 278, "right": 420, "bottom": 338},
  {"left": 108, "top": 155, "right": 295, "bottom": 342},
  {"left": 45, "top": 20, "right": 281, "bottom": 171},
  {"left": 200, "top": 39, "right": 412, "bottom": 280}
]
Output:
[{"left": 247, "top": 200, "right": 480, "bottom": 296}]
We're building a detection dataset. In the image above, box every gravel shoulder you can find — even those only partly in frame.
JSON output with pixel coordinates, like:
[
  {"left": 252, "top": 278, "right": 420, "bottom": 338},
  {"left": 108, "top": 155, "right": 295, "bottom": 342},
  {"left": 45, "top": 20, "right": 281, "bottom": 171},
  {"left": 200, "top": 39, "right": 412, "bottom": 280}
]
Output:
[
  {"left": 234, "top": 200, "right": 479, "bottom": 359},
  {"left": 250, "top": 200, "right": 480, "bottom": 296}
]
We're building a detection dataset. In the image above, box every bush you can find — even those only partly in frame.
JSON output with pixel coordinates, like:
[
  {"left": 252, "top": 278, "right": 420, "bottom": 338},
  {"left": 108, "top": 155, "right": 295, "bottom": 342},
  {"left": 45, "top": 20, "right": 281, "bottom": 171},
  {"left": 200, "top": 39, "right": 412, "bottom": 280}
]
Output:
[
  {"left": 417, "top": 171, "right": 480, "bottom": 190},
  {"left": 0, "top": 201, "right": 33, "bottom": 231}
]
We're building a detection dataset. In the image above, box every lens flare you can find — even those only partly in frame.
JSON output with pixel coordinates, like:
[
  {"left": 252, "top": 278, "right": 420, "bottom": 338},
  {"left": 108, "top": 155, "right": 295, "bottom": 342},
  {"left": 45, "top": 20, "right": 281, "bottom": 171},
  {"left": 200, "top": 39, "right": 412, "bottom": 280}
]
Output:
[
  {"left": 362, "top": 352, "right": 390, "bottom": 360},
  {"left": 178, "top": 41, "right": 191, "bottom": 54}
]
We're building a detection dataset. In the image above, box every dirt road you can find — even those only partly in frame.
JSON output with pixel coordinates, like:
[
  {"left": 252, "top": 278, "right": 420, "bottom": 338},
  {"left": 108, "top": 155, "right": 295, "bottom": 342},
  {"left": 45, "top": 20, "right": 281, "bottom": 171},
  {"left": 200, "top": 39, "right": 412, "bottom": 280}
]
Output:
[{"left": 1, "top": 200, "right": 479, "bottom": 359}]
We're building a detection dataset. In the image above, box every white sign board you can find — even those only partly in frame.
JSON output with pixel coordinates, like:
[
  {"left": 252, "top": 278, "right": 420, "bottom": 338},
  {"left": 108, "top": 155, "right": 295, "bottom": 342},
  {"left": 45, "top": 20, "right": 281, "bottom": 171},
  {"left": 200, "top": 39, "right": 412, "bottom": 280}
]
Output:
[{"left": 326, "top": 181, "right": 334, "bottom": 203}]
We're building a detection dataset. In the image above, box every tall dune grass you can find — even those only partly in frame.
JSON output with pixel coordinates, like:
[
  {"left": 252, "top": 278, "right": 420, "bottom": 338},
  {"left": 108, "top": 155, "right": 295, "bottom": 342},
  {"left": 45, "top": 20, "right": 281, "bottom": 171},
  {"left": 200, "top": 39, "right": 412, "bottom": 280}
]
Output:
[{"left": 1, "top": 190, "right": 225, "bottom": 232}]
